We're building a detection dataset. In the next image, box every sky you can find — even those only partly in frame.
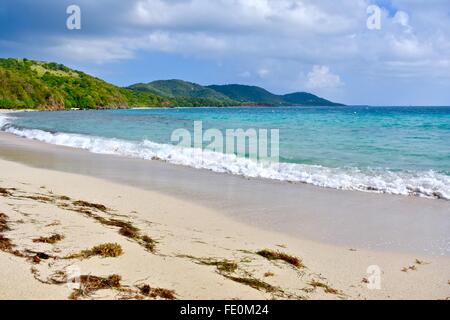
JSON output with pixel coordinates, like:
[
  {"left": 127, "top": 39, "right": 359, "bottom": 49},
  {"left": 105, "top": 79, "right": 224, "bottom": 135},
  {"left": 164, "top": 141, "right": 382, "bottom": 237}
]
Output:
[{"left": 1, "top": 0, "right": 450, "bottom": 105}]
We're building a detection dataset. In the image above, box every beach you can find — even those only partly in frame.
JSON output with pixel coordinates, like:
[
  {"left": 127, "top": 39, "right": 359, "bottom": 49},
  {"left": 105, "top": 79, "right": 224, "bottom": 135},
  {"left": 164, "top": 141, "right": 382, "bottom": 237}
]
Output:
[
  {"left": 0, "top": 131, "right": 449, "bottom": 300},
  {"left": 2, "top": 0, "right": 450, "bottom": 305}
]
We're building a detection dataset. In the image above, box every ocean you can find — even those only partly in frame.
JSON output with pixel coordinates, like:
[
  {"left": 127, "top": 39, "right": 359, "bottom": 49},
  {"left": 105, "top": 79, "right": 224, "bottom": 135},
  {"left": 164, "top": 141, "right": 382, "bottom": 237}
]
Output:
[{"left": 1, "top": 106, "right": 449, "bottom": 200}]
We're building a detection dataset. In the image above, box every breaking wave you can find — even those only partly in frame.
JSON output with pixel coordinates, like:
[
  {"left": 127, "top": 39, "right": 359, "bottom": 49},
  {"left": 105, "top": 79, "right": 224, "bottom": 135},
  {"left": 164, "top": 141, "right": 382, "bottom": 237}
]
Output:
[{"left": 1, "top": 114, "right": 449, "bottom": 201}]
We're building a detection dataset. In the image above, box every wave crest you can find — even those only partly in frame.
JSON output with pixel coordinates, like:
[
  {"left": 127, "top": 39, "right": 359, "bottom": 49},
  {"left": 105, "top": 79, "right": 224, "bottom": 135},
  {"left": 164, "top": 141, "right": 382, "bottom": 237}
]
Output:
[
  {"left": 0, "top": 114, "right": 12, "bottom": 129},
  {"left": 2, "top": 123, "right": 450, "bottom": 200}
]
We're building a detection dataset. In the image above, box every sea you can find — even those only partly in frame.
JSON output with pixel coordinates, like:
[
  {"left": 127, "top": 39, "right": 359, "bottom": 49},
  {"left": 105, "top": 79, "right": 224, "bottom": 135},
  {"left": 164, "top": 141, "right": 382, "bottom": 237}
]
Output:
[{"left": 1, "top": 106, "right": 449, "bottom": 200}]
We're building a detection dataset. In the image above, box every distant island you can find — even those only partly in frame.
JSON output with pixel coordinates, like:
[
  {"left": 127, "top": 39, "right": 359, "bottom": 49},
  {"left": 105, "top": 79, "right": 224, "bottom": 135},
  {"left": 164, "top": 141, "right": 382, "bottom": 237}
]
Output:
[{"left": 0, "top": 58, "right": 344, "bottom": 110}]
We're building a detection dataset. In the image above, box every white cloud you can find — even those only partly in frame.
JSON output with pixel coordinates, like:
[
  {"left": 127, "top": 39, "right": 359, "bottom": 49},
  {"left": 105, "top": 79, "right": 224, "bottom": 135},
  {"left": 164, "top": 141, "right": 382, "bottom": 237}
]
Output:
[
  {"left": 8, "top": 0, "right": 450, "bottom": 103},
  {"left": 238, "top": 71, "right": 252, "bottom": 78},
  {"left": 306, "top": 65, "right": 343, "bottom": 90},
  {"left": 393, "top": 11, "right": 410, "bottom": 29},
  {"left": 39, "top": 0, "right": 450, "bottom": 81},
  {"left": 48, "top": 38, "right": 135, "bottom": 63},
  {"left": 257, "top": 68, "right": 270, "bottom": 78},
  {"left": 142, "top": 32, "right": 228, "bottom": 54},
  {"left": 130, "top": 0, "right": 359, "bottom": 35},
  {"left": 388, "top": 35, "right": 433, "bottom": 59},
  {"left": 95, "top": 0, "right": 450, "bottom": 83}
]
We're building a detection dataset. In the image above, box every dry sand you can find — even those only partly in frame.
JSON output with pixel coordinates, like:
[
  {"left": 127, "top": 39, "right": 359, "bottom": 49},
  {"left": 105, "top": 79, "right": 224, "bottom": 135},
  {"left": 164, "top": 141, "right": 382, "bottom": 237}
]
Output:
[{"left": 0, "top": 157, "right": 449, "bottom": 300}]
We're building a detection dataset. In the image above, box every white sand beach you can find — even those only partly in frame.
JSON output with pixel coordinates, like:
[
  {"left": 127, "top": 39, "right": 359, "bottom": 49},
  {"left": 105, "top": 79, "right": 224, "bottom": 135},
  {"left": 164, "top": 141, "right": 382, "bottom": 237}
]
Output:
[{"left": 0, "top": 132, "right": 449, "bottom": 300}]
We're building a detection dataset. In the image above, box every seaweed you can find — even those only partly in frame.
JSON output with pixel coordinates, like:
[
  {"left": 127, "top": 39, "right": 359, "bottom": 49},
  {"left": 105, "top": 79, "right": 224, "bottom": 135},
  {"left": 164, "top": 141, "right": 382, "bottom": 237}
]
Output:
[
  {"left": 308, "top": 280, "right": 339, "bottom": 295},
  {"left": 256, "top": 249, "right": 305, "bottom": 268},
  {"left": 0, "top": 212, "right": 10, "bottom": 232},
  {"left": 33, "top": 234, "right": 65, "bottom": 244},
  {"left": 23, "top": 195, "right": 54, "bottom": 203},
  {"left": 66, "top": 243, "right": 123, "bottom": 259},
  {"left": 204, "top": 259, "right": 238, "bottom": 273},
  {"left": 0, "top": 235, "right": 13, "bottom": 251},
  {"left": 73, "top": 200, "right": 108, "bottom": 212},
  {"left": 180, "top": 255, "right": 238, "bottom": 273},
  {"left": 0, "top": 188, "right": 12, "bottom": 197},
  {"left": 138, "top": 285, "right": 176, "bottom": 300},
  {"left": 30, "top": 252, "right": 52, "bottom": 264},
  {"left": 70, "top": 208, "right": 157, "bottom": 253},
  {"left": 223, "top": 275, "right": 276, "bottom": 293},
  {"left": 0, "top": 235, "right": 24, "bottom": 257},
  {"left": 69, "top": 274, "right": 122, "bottom": 300},
  {"left": 140, "top": 235, "right": 157, "bottom": 253},
  {"left": 119, "top": 225, "right": 139, "bottom": 238}
]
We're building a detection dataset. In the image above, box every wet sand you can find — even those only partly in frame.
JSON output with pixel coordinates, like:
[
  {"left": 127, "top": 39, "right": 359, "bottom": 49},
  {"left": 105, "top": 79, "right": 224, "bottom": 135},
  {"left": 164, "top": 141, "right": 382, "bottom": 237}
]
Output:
[{"left": 0, "top": 131, "right": 449, "bottom": 257}]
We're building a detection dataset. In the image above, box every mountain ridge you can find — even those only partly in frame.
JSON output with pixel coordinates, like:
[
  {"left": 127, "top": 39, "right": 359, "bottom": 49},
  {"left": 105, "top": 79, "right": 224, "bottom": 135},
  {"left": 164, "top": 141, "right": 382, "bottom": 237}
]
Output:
[
  {"left": 131, "top": 80, "right": 344, "bottom": 107},
  {"left": 128, "top": 80, "right": 239, "bottom": 107},
  {"left": 0, "top": 58, "right": 344, "bottom": 109},
  {"left": 209, "top": 84, "right": 344, "bottom": 106}
]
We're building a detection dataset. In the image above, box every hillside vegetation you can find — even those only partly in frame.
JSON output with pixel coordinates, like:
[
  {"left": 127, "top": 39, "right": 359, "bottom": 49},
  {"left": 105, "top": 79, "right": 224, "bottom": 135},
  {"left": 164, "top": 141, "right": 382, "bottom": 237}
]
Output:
[
  {"left": 0, "top": 58, "right": 343, "bottom": 109},
  {"left": 207, "top": 84, "right": 282, "bottom": 105},
  {"left": 208, "top": 84, "right": 343, "bottom": 106},
  {"left": 129, "top": 80, "right": 239, "bottom": 107},
  {"left": 131, "top": 80, "right": 343, "bottom": 106},
  {"left": 0, "top": 58, "right": 169, "bottom": 109}
]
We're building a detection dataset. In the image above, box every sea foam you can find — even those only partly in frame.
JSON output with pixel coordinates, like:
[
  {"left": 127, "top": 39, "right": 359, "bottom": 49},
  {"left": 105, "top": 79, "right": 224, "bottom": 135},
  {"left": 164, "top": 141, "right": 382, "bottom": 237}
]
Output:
[
  {"left": 0, "top": 114, "right": 11, "bottom": 129},
  {"left": 2, "top": 121, "right": 450, "bottom": 201}
]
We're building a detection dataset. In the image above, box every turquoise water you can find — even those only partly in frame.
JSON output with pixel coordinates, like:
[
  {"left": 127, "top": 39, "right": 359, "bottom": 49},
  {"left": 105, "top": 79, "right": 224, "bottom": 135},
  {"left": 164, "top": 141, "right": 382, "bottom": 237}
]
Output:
[{"left": 1, "top": 107, "right": 450, "bottom": 199}]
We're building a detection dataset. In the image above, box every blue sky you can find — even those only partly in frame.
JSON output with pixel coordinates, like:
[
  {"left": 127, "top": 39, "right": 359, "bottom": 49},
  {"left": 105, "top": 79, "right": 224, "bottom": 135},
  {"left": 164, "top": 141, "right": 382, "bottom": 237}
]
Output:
[{"left": 1, "top": 0, "right": 450, "bottom": 105}]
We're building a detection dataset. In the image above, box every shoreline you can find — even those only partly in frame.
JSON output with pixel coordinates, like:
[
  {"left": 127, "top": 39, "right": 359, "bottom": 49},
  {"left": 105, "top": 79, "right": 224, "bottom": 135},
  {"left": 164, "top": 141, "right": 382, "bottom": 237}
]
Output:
[
  {"left": 0, "top": 105, "right": 324, "bottom": 113},
  {"left": 0, "top": 131, "right": 449, "bottom": 257},
  {"left": 2, "top": 108, "right": 449, "bottom": 202},
  {"left": 1, "top": 156, "right": 449, "bottom": 300}
]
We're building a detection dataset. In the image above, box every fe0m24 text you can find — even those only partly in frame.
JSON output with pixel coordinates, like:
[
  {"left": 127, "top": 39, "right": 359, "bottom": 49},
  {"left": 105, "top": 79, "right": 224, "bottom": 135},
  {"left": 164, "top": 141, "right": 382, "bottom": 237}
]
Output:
[{"left": 180, "top": 304, "right": 270, "bottom": 317}]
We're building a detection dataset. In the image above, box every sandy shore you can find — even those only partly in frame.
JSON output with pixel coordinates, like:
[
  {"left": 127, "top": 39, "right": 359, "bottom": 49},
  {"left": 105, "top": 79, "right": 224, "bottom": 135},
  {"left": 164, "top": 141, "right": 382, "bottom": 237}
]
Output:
[
  {"left": 0, "top": 148, "right": 449, "bottom": 300},
  {"left": 1, "top": 129, "right": 449, "bottom": 257},
  {"left": 0, "top": 109, "right": 35, "bottom": 113}
]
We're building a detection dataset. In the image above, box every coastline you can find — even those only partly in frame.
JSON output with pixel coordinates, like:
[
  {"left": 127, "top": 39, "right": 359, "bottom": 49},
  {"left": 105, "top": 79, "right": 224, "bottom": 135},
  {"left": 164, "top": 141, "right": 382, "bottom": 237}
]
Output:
[
  {"left": 1, "top": 131, "right": 449, "bottom": 256},
  {"left": 3, "top": 108, "right": 449, "bottom": 202},
  {"left": 0, "top": 132, "right": 449, "bottom": 300},
  {"left": 0, "top": 109, "right": 37, "bottom": 113}
]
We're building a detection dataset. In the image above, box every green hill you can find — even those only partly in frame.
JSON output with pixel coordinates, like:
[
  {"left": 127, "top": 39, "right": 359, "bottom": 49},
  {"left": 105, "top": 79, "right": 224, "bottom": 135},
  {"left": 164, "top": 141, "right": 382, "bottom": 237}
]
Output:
[
  {"left": 129, "top": 81, "right": 343, "bottom": 107},
  {"left": 207, "top": 84, "right": 282, "bottom": 105},
  {"left": 130, "top": 80, "right": 230, "bottom": 100},
  {"left": 0, "top": 58, "right": 344, "bottom": 109},
  {"left": 0, "top": 58, "right": 170, "bottom": 110},
  {"left": 282, "top": 92, "right": 344, "bottom": 106},
  {"left": 208, "top": 84, "right": 343, "bottom": 106},
  {"left": 128, "top": 80, "right": 239, "bottom": 107}
]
